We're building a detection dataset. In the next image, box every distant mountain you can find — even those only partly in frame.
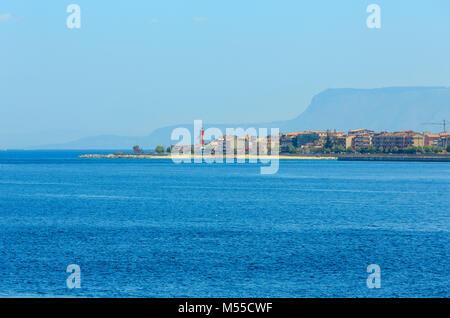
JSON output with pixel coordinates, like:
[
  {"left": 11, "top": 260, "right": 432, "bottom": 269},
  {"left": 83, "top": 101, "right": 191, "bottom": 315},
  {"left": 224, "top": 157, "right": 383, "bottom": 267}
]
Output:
[
  {"left": 32, "top": 86, "right": 450, "bottom": 149},
  {"left": 280, "top": 86, "right": 450, "bottom": 132}
]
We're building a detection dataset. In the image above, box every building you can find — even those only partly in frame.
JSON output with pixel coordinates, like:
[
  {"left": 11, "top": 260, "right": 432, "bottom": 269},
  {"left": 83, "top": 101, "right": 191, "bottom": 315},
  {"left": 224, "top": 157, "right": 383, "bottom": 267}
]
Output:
[
  {"left": 280, "top": 130, "right": 345, "bottom": 152},
  {"left": 266, "top": 133, "right": 280, "bottom": 153},
  {"left": 279, "top": 132, "right": 303, "bottom": 152},
  {"left": 425, "top": 132, "right": 450, "bottom": 148},
  {"left": 280, "top": 132, "right": 314, "bottom": 152},
  {"left": 221, "top": 135, "right": 246, "bottom": 154},
  {"left": 424, "top": 133, "right": 441, "bottom": 147},
  {"left": 348, "top": 129, "right": 374, "bottom": 149},
  {"left": 412, "top": 132, "right": 425, "bottom": 148},
  {"left": 345, "top": 135, "right": 354, "bottom": 149},
  {"left": 372, "top": 131, "right": 424, "bottom": 150},
  {"left": 439, "top": 133, "right": 450, "bottom": 148},
  {"left": 335, "top": 136, "right": 353, "bottom": 149},
  {"left": 209, "top": 134, "right": 272, "bottom": 155}
]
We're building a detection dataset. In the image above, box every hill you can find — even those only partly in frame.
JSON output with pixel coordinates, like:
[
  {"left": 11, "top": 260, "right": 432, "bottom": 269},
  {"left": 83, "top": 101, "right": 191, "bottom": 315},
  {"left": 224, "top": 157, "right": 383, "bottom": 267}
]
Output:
[{"left": 31, "top": 87, "right": 450, "bottom": 149}]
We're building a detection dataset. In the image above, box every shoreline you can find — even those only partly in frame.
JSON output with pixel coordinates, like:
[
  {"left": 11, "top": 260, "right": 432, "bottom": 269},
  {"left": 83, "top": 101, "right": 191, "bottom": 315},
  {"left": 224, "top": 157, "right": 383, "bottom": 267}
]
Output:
[
  {"left": 78, "top": 153, "right": 450, "bottom": 162},
  {"left": 78, "top": 154, "right": 337, "bottom": 160},
  {"left": 338, "top": 154, "right": 450, "bottom": 162}
]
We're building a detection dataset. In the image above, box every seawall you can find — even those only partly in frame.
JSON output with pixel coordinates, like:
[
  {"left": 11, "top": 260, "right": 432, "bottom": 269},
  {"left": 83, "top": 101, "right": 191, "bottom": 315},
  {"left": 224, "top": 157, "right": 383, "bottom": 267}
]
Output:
[{"left": 337, "top": 154, "right": 450, "bottom": 162}]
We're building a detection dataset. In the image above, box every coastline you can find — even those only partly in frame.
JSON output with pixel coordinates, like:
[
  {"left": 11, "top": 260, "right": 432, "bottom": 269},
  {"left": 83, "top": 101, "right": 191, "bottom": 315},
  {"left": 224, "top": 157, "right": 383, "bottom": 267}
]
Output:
[
  {"left": 78, "top": 153, "right": 337, "bottom": 160},
  {"left": 338, "top": 153, "right": 450, "bottom": 162},
  {"left": 78, "top": 153, "right": 450, "bottom": 162}
]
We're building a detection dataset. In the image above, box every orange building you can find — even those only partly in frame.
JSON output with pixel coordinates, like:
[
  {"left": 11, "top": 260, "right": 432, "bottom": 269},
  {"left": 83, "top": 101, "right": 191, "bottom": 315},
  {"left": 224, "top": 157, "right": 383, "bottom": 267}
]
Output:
[
  {"left": 373, "top": 131, "right": 424, "bottom": 150},
  {"left": 425, "top": 132, "right": 450, "bottom": 148},
  {"left": 348, "top": 129, "right": 374, "bottom": 149}
]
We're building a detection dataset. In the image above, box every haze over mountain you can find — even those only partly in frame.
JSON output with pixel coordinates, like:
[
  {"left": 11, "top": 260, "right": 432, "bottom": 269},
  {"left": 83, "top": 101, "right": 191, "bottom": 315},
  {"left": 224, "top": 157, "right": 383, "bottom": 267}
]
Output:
[
  {"left": 31, "top": 87, "right": 450, "bottom": 150},
  {"left": 281, "top": 86, "right": 450, "bottom": 132}
]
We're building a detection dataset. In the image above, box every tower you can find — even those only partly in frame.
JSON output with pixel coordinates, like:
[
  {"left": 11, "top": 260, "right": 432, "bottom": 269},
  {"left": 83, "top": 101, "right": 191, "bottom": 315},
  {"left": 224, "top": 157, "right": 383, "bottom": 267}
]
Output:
[{"left": 200, "top": 127, "right": 205, "bottom": 148}]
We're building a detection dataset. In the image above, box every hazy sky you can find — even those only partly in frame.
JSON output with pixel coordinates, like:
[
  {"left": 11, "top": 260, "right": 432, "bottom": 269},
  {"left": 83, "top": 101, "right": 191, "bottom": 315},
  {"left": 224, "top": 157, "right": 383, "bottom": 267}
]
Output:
[{"left": 1, "top": 0, "right": 450, "bottom": 148}]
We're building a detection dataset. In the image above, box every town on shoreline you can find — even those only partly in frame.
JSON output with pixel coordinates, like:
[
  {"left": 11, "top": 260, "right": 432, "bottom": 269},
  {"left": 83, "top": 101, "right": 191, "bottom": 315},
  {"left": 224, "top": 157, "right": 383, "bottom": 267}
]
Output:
[
  {"left": 144, "top": 128, "right": 450, "bottom": 155},
  {"left": 79, "top": 127, "right": 450, "bottom": 161}
]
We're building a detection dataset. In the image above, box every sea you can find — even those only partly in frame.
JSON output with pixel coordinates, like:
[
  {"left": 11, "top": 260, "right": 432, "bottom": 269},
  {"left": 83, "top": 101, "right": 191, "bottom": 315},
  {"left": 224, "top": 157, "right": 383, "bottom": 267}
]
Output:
[{"left": 0, "top": 150, "right": 448, "bottom": 297}]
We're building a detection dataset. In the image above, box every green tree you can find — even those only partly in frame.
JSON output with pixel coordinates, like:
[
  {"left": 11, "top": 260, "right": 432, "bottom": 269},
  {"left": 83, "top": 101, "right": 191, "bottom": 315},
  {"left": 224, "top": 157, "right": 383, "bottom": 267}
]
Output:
[
  {"left": 324, "top": 133, "right": 333, "bottom": 150},
  {"left": 288, "top": 145, "right": 297, "bottom": 153},
  {"left": 155, "top": 145, "right": 165, "bottom": 153},
  {"left": 360, "top": 147, "right": 368, "bottom": 154},
  {"left": 432, "top": 146, "right": 442, "bottom": 154},
  {"left": 447, "top": 144, "right": 450, "bottom": 153},
  {"left": 296, "top": 133, "right": 320, "bottom": 147},
  {"left": 404, "top": 146, "right": 416, "bottom": 154},
  {"left": 332, "top": 145, "right": 345, "bottom": 153},
  {"left": 166, "top": 146, "right": 172, "bottom": 153},
  {"left": 132, "top": 145, "right": 143, "bottom": 154}
]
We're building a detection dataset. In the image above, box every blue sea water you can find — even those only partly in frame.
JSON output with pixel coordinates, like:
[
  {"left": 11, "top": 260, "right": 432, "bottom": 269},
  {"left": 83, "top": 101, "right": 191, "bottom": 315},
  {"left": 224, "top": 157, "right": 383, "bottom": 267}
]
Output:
[{"left": 0, "top": 150, "right": 448, "bottom": 298}]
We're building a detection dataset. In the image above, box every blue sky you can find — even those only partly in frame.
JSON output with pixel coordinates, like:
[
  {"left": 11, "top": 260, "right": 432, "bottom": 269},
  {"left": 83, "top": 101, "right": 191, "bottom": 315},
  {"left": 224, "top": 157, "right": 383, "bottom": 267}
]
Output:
[{"left": 1, "top": 0, "right": 450, "bottom": 148}]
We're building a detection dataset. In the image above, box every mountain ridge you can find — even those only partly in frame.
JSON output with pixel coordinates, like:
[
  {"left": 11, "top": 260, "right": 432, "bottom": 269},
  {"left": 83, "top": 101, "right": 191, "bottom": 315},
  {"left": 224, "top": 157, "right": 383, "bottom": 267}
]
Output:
[{"left": 30, "top": 86, "right": 450, "bottom": 149}]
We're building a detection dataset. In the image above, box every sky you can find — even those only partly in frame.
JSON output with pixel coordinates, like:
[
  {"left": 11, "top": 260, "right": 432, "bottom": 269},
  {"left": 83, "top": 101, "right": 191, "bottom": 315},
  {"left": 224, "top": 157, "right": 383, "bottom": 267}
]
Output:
[{"left": 1, "top": 0, "right": 450, "bottom": 148}]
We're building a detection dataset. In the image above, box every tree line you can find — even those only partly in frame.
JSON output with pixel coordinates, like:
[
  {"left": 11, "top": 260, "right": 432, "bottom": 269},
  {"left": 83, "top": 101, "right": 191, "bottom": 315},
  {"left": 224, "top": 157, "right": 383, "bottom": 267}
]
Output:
[{"left": 131, "top": 145, "right": 172, "bottom": 154}]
